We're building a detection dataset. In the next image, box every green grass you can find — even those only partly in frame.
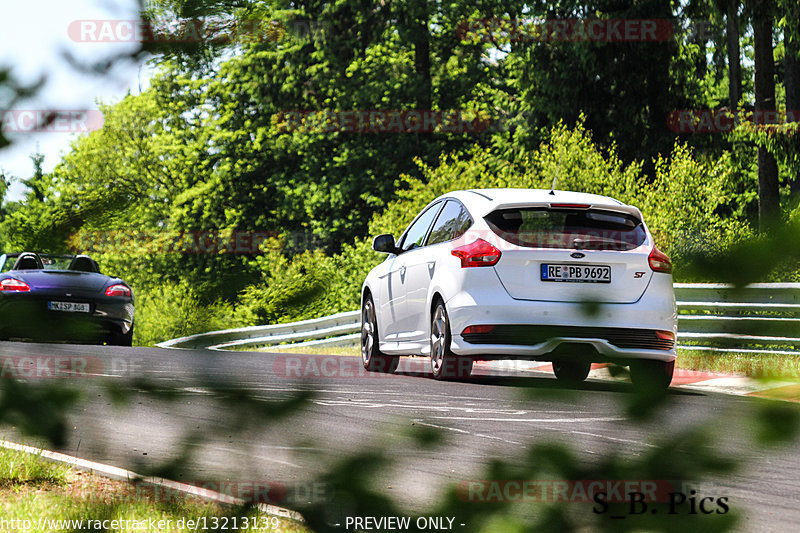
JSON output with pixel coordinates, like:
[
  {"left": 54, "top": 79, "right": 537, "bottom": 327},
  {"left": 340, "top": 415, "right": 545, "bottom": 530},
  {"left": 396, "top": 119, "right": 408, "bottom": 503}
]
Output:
[
  {"left": 0, "top": 446, "right": 70, "bottom": 487},
  {"left": 0, "top": 446, "right": 308, "bottom": 532},
  {"left": 255, "top": 343, "right": 360, "bottom": 356},
  {"left": 676, "top": 349, "right": 800, "bottom": 380}
]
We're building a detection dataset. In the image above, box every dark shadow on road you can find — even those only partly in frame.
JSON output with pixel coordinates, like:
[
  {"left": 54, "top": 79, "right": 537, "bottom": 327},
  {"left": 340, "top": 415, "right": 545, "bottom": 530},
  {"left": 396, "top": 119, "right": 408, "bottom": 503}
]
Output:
[{"left": 390, "top": 367, "right": 702, "bottom": 396}]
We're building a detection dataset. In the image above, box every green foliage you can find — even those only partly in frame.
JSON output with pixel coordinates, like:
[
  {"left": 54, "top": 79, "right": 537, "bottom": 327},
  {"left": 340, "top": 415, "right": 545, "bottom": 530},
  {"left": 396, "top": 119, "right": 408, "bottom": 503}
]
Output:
[
  {"left": 133, "top": 280, "right": 243, "bottom": 346},
  {"left": 727, "top": 115, "right": 800, "bottom": 198},
  {"left": 753, "top": 403, "right": 800, "bottom": 445},
  {"left": 643, "top": 144, "right": 756, "bottom": 271},
  {"left": 235, "top": 238, "right": 377, "bottom": 324},
  {"left": 236, "top": 250, "right": 337, "bottom": 325},
  {"left": 491, "top": 0, "right": 702, "bottom": 172},
  {"left": 0, "top": 380, "right": 80, "bottom": 447}
]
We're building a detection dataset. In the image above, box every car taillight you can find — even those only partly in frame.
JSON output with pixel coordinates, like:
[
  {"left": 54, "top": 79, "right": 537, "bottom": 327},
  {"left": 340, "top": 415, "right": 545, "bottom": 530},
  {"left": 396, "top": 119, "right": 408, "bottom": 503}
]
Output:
[
  {"left": 462, "top": 325, "right": 495, "bottom": 335},
  {"left": 656, "top": 330, "right": 675, "bottom": 341},
  {"left": 105, "top": 284, "right": 131, "bottom": 297},
  {"left": 0, "top": 278, "right": 31, "bottom": 292},
  {"left": 452, "top": 239, "right": 501, "bottom": 268},
  {"left": 550, "top": 203, "right": 590, "bottom": 209},
  {"left": 649, "top": 246, "right": 672, "bottom": 274}
]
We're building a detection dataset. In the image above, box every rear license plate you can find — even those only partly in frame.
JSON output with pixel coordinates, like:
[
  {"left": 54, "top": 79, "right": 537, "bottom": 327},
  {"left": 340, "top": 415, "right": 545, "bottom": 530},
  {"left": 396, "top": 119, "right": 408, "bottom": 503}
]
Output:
[
  {"left": 48, "top": 301, "right": 91, "bottom": 313},
  {"left": 541, "top": 264, "right": 611, "bottom": 283}
]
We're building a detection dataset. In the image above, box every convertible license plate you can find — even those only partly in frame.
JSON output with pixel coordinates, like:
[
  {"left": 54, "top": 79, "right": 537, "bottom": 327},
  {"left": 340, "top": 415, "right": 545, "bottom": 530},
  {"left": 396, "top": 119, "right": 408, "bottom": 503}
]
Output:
[
  {"left": 541, "top": 264, "right": 611, "bottom": 283},
  {"left": 48, "top": 301, "right": 91, "bottom": 313}
]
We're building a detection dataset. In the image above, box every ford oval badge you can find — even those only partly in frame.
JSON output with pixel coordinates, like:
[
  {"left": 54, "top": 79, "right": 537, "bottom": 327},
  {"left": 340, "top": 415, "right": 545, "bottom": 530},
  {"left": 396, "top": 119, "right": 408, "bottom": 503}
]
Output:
[{"left": 570, "top": 252, "right": 585, "bottom": 259}]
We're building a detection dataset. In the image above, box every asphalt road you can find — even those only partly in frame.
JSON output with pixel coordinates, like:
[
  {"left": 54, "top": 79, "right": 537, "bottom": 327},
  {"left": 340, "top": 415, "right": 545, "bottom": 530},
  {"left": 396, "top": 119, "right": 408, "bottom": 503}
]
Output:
[{"left": 1, "top": 341, "right": 799, "bottom": 532}]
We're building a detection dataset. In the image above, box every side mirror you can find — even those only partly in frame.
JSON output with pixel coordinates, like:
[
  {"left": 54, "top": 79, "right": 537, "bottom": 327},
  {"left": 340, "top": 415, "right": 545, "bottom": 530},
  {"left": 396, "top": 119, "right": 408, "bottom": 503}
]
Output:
[{"left": 372, "top": 234, "right": 398, "bottom": 254}]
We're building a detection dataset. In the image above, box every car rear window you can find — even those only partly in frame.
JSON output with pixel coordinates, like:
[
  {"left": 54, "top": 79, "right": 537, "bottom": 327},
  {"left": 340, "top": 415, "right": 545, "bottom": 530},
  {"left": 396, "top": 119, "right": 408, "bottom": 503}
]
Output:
[
  {"left": 41, "top": 255, "right": 74, "bottom": 270},
  {"left": 485, "top": 207, "right": 646, "bottom": 251}
]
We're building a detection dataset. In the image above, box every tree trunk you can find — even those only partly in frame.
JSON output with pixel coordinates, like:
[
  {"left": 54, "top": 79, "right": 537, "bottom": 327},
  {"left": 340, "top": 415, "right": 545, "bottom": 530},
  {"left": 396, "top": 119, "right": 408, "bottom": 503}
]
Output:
[
  {"left": 784, "top": 4, "right": 800, "bottom": 197},
  {"left": 411, "top": 0, "right": 431, "bottom": 111},
  {"left": 726, "top": 0, "right": 742, "bottom": 109},
  {"left": 753, "top": 5, "right": 779, "bottom": 230}
]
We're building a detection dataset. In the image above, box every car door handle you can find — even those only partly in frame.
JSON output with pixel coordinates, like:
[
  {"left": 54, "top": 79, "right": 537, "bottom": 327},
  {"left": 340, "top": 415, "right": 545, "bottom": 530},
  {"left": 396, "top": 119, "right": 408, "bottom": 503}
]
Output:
[{"left": 427, "top": 260, "right": 436, "bottom": 278}]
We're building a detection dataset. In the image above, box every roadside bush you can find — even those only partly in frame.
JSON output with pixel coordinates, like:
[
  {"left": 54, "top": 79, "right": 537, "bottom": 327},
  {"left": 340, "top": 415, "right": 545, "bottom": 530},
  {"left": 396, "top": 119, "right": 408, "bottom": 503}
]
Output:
[
  {"left": 133, "top": 281, "right": 241, "bottom": 346},
  {"left": 642, "top": 145, "right": 756, "bottom": 269},
  {"left": 236, "top": 249, "right": 337, "bottom": 324}
]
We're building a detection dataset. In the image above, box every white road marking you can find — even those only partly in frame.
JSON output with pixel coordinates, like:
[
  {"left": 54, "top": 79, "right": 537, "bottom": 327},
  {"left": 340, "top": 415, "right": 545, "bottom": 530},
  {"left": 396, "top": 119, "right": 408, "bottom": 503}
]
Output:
[
  {"left": 255, "top": 386, "right": 502, "bottom": 400},
  {"left": 256, "top": 445, "right": 326, "bottom": 451},
  {"left": 222, "top": 447, "right": 304, "bottom": 469},
  {"left": 570, "top": 430, "right": 655, "bottom": 448},
  {"left": 250, "top": 455, "right": 304, "bottom": 469},
  {"left": 426, "top": 416, "right": 625, "bottom": 423},
  {"left": 181, "top": 387, "right": 213, "bottom": 395},
  {"left": 313, "top": 399, "right": 589, "bottom": 416},
  {"left": 412, "top": 420, "right": 524, "bottom": 445}
]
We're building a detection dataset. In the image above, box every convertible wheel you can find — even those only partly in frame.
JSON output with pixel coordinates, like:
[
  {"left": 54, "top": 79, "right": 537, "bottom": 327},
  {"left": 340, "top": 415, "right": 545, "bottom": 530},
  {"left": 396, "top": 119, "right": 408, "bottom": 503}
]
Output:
[
  {"left": 361, "top": 296, "right": 398, "bottom": 373},
  {"left": 629, "top": 359, "right": 674, "bottom": 390},
  {"left": 552, "top": 359, "right": 591, "bottom": 385},
  {"left": 430, "top": 301, "right": 472, "bottom": 380}
]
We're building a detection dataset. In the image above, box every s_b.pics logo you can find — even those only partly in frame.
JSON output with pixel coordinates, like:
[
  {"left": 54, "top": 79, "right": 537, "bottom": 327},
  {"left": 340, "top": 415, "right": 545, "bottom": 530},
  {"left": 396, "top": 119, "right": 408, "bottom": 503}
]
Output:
[{"left": 593, "top": 488, "right": 729, "bottom": 518}]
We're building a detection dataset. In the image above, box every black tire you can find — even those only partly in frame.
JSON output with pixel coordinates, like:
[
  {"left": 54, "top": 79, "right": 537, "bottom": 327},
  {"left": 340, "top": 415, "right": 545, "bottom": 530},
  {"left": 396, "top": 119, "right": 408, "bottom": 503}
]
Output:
[
  {"left": 109, "top": 325, "right": 134, "bottom": 347},
  {"left": 430, "top": 301, "right": 473, "bottom": 379},
  {"left": 361, "top": 295, "right": 399, "bottom": 373},
  {"left": 629, "top": 359, "right": 674, "bottom": 390},
  {"left": 552, "top": 359, "right": 591, "bottom": 385}
]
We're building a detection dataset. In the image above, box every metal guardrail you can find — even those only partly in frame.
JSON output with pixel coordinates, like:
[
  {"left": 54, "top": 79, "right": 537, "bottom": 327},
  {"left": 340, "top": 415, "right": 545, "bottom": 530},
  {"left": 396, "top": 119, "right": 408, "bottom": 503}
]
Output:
[
  {"left": 159, "top": 284, "right": 800, "bottom": 354},
  {"left": 675, "top": 283, "right": 800, "bottom": 355},
  {"left": 157, "top": 310, "right": 360, "bottom": 351}
]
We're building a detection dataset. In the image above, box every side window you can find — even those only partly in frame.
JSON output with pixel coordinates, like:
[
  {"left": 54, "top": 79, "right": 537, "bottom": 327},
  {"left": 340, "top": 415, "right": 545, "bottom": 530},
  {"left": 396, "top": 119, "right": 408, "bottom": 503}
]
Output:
[
  {"left": 426, "top": 201, "right": 463, "bottom": 245},
  {"left": 398, "top": 202, "right": 442, "bottom": 252},
  {"left": 453, "top": 206, "right": 473, "bottom": 239}
]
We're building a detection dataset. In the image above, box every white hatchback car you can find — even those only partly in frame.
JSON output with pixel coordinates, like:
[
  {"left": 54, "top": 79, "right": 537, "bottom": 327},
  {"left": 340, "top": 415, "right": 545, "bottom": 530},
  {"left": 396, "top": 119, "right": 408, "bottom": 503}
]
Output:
[{"left": 360, "top": 189, "right": 677, "bottom": 388}]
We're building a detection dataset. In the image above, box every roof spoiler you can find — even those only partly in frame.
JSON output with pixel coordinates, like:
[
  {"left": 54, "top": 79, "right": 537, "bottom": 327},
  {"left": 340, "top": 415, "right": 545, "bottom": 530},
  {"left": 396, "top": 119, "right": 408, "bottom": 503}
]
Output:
[{"left": 489, "top": 201, "right": 644, "bottom": 220}]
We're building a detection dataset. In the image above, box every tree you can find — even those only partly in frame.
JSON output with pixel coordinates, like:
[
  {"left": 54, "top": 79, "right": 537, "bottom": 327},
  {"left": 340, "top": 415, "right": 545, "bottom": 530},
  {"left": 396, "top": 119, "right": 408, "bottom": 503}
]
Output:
[
  {"left": 751, "top": 0, "right": 779, "bottom": 229},
  {"left": 505, "top": 0, "right": 700, "bottom": 176},
  {"left": 780, "top": 0, "right": 800, "bottom": 195},
  {"left": 725, "top": 0, "right": 743, "bottom": 109},
  {"left": 0, "top": 169, "right": 8, "bottom": 250},
  {"left": 147, "top": 0, "right": 506, "bottom": 252},
  {"left": 23, "top": 152, "right": 46, "bottom": 202}
]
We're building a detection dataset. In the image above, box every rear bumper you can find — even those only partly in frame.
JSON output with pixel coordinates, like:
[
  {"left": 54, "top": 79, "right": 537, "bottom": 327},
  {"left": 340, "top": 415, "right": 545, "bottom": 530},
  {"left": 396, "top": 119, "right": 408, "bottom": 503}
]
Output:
[
  {"left": 452, "top": 328, "right": 676, "bottom": 363},
  {"left": 446, "top": 272, "right": 677, "bottom": 363},
  {"left": 0, "top": 294, "right": 134, "bottom": 342}
]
